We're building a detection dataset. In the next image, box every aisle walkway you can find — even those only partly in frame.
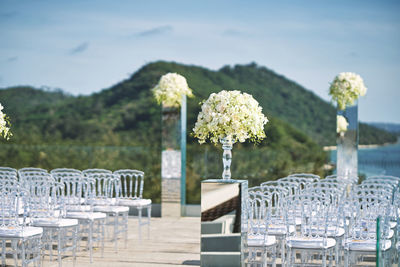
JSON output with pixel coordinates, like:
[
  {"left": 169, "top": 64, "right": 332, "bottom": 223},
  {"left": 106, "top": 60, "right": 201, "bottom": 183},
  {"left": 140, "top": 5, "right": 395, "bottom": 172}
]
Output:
[{"left": 44, "top": 217, "right": 200, "bottom": 267}]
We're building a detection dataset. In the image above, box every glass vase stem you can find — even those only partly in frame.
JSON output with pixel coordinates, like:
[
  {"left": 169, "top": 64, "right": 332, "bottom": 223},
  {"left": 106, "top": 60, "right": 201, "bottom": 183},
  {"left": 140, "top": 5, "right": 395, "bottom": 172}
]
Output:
[{"left": 221, "top": 138, "right": 233, "bottom": 180}]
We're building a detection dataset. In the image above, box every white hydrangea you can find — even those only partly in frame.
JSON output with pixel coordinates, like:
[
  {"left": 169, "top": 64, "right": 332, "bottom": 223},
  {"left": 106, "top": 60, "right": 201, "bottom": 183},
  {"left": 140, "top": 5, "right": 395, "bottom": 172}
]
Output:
[
  {"left": 0, "top": 103, "right": 12, "bottom": 140},
  {"left": 337, "top": 115, "right": 349, "bottom": 134},
  {"left": 329, "top": 72, "right": 367, "bottom": 110},
  {"left": 152, "top": 73, "right": 193, "bottom": 107},
  {"left": 193, "top": 90, "right": 268, "bottom": 144}
]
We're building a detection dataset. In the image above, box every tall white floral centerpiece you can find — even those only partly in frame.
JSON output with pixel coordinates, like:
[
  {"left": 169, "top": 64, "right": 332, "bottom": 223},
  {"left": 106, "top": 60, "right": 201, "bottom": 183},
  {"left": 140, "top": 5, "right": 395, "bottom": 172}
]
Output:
[
  {"left": 0, "top": 103, "right": 12, "bottom": 140},
  {"left": 329, "top": 72, "right": 367, "bottom": 181},
  {"left": 152, "top": 73, "right": 193, "bottom": 217},
  {"left": 193, "top": 90, "right": 268, "bottom": 180}
]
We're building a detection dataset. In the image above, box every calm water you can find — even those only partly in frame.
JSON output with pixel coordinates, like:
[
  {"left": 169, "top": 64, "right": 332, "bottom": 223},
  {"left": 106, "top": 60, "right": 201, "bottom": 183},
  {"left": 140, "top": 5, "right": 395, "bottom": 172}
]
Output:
[{"left": 330, "top": 138, "right": 400, "bottom": 177}]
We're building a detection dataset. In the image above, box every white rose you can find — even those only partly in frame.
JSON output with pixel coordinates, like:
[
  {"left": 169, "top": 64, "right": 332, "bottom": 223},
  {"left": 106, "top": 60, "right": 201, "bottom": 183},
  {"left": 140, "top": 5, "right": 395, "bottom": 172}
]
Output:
[{"left": 337, "top": 115, "right": 349, "bottom": 134}]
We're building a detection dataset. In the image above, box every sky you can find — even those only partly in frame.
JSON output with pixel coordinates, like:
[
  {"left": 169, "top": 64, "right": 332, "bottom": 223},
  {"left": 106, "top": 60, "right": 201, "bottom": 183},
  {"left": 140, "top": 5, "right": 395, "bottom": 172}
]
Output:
[{"left": 0, "top": 0, "right": 399, "bottom": 123}]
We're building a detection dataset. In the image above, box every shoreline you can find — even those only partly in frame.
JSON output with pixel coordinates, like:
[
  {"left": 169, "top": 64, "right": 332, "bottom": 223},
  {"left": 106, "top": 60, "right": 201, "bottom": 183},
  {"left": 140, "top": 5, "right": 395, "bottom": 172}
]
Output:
[{"left": 323, "top": 142, "right": 395, "bottom": 151}]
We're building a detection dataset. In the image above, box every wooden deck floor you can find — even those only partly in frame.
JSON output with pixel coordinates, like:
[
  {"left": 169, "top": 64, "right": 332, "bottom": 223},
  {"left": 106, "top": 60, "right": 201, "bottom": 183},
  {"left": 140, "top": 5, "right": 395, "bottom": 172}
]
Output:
[{"left": 43, "top": 217, "right": 200, "bottom": 267}]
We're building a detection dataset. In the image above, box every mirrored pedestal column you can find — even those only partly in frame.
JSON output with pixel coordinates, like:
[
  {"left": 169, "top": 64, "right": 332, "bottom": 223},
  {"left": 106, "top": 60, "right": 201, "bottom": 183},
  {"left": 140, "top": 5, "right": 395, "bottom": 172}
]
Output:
[{"left": 201, "top": 179, "right": 248, "bottom": 267}]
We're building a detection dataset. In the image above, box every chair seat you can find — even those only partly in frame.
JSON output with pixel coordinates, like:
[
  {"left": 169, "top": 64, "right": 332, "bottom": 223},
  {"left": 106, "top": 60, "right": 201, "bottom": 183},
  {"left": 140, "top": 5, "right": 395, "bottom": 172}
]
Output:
[
  {"left": 66, "top": 212, "right": 106, "bottom": 221},
  {"left": 305, "top": 226, "right": 345, "bottom": 238},
  {"left": 268, "top": 224, "right": 296, "bottom": 236},
  {"left": 90, "top": 198, "right": 117, "bottom": 206},
  {"left": 346, "top": 239, "right": 392, "bottom": 251},
  {"left": 352, "top": 228, "right": 394, "bottom": 239},
  {"left": 286, "top": 237, "right": 336, "bottom": 249},
  {"left": 118, "top": 198, "right": 152, "bottom": 207},
  {"left": 93, "top": 205, "right": 129, "bottom": 213},
  {"left": 327, "top": 226, "right": 345, "bottom": 237},
  {"left": 64, "top": 197, "right": 85, "bottom": 205},
  {"left": 0, "top": 226, "right": 43, "bottom": 238},
  {"left": 31, "top": 218, "right": 78, "bottom": 228},
  {"left": 66, "top": 205, "right": 91, "bottom": 212},
  {"left": 248, "top": 235, "right": 276, "bottom": 247}
]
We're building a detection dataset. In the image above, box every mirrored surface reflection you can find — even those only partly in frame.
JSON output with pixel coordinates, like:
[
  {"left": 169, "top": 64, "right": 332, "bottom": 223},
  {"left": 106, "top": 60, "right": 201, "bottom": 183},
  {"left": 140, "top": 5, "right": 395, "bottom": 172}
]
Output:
[{"left": 201, "top": 179, "right": 247, "bottom": 267}]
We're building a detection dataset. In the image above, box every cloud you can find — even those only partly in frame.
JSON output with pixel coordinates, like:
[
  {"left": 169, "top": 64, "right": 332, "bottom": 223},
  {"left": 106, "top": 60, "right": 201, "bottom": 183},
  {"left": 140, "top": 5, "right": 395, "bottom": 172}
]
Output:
[
  {"left": 135, "top": 25, "right": 173, "bottom": 38},
  {"left": 69, "top": 42, "right": 89, "bottom": 55},
  {"left": 6, "top": 56, "right": 18, "bottom": 62}
]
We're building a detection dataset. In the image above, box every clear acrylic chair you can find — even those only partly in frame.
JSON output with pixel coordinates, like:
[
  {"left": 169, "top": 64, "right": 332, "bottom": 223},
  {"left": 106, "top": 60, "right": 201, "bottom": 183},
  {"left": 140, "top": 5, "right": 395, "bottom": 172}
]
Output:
[
  {"left": 114, "top": 169, "right": 152, "bottom": 240},
  {"left": 60, "top": 172, "right": 106, "bottom": 263},
  {"left": 25, "top": 174, "right": 79, "bottom": 267},
  {"left": 343, "top": 192, "right": 393, "bottom": 266},
  {"left": 260, "top": 185, "right": 294, "bottom": 266},
  {"left": 285, "top": 194, "right": 336, "bottom": 267},
  {"left": 245, "top": 190, "right": 277, "bottom": 267},
  {"left": 51, "top": 169, "right": 90, "bottom": 211},
  {"left": 83, "top": 169, "right": 129, "bottom": 250},
  {"left": 303, "top": 184, "right": 345, "bottom": 264},
  {"left": 0, "top": 185, "right": 42, "bottom": 267}
]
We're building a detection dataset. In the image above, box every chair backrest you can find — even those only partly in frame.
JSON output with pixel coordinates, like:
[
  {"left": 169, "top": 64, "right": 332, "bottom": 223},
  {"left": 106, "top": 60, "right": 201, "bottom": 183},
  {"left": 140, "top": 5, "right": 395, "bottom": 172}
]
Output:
[
  {"left": 55, "top": 173, "right": 85, "bottom": 206},
  {"left": 279, "top": 175, "right": 317, "bottom": 190},
  {"left": 246, "top": 190, "right": 271, "bottom": 241},
  {"left": 82, "top": 168, "right": 112, "bottom": 175},
  {"left": 285, "top": 194, "right": 331, "bottom": 240},
  {"left": 0, "top": 177, "right": 19, "bottom": 190},
  {"left": 346, "top": 193, "right": 391, "bottom": 242},
  {"left": 325, "top": 174, "right": 358, "bottom": 184},
  {"left": 114, "top": 169, "right": 145, "bottom": 199},
  {"left": 18, "top": 168, "right": 49, "bottom": 185},
  {"left": 0, "top": 167, "right": 17, "bottom": 179},
  {"left": 50, "top": 168, "right": 83, "bottom": 182},
  {"left": 83, "top": 171, "right": 119, "bottom": 200},
  {"left": 367, "top": 175, "right": 400, "bottom": 183},
  {"left": 24, "top": 174, "right": 63, "bottom": 218},
  {"left": 0, "top": 172, "right": 18, "bottom": 183},
  {"left": 261, "top": 180, "right": 300, "bottom": 196},
  {"left": 19, "top": 167, "right": 48, "bottom": 175},
  {"left": 0, "top": 186, "right": 29, "bottom": 227},
  {"left": 288, "top": 173, "right": 320, "bottom": 181}
]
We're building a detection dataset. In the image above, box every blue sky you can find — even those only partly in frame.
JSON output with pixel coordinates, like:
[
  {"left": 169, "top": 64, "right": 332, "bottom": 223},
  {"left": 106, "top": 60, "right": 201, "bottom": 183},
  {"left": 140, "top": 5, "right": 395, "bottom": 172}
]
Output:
[{"left": 0, "top": 0, "right": 399, "bottom": 123}]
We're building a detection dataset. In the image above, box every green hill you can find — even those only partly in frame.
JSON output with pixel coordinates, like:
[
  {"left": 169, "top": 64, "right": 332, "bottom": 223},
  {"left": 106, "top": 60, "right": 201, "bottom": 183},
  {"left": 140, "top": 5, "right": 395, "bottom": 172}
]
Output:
[{"left": 0, "top": 61, "right": 396, "bottom": 203}]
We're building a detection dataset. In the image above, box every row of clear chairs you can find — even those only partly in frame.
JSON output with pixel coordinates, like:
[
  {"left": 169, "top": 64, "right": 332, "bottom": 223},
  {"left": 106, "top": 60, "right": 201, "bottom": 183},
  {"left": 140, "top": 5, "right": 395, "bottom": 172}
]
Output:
[
  {"left": 244, "top": 173, "right": 400, "bottom": 267},
  {"left": 0, "top": 166, "right": 151, "bottom": 266}
]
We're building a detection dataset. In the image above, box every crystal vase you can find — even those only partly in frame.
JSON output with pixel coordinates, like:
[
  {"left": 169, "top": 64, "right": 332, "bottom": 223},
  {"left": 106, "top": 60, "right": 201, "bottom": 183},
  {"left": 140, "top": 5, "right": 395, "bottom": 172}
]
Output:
[
  {"left": 336, "top": 101, "right": 358, "bottom": 181},
  {"left": 220, "top": 137, "right": 234, "bottom": 180}
]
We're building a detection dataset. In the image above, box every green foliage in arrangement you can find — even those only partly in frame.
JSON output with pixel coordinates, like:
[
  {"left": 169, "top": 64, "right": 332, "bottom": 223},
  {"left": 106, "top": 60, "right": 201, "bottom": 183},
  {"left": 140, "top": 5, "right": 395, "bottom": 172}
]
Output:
[{"left": 0, "top": 61, "right": 396, "bottom": 204}]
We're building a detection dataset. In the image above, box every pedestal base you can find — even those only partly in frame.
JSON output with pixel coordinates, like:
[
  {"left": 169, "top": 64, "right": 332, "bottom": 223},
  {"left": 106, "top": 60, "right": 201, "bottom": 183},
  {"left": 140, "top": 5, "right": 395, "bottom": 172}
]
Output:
[
  {"left": 161, "top": 202, "right": 181, "bottom": 217},
  {"left": 161, "top": 178, "right": 181, "bottom": 217}
]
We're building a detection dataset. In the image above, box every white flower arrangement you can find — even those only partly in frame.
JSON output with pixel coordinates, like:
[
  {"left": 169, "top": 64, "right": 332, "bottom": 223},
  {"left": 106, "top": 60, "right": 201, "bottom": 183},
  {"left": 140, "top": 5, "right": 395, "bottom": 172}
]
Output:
[
  {"left": 0, "top": 103, "right": 12, "bottom": 140},
  {"left": 193, "top": 90, "right": 268, "bottom": 144},
  {"left": 329, "top": 72, "right": 367, "bottom": 110},
  {"left": 152, "top": 73, "right": 193, "bottom": 108},
  {"left": 337, "top": 115, "right": 349, "bottom": 135}
]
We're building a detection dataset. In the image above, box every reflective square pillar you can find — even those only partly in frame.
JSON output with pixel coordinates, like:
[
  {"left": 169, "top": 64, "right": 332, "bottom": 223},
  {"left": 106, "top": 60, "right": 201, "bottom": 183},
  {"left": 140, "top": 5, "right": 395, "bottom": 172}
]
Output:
[{"left": 201, "top": 179, "right": 248, "bottom": 267}]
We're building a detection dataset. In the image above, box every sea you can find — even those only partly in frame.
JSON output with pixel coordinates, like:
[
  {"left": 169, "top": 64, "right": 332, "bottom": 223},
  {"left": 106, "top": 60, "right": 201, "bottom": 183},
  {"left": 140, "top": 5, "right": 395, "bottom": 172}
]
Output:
[{"left": 330, "top": 138, "right": 400, "bottom": 178}]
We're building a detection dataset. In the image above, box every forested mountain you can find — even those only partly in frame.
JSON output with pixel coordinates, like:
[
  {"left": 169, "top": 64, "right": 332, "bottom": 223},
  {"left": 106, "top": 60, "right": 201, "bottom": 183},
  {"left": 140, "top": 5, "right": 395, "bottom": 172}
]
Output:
[
  {"left": 0, "top": 61, "right": 396, "bottom": 203},
  {"left": 368, "top": 122, "right": 400, "bottom": 136}
]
